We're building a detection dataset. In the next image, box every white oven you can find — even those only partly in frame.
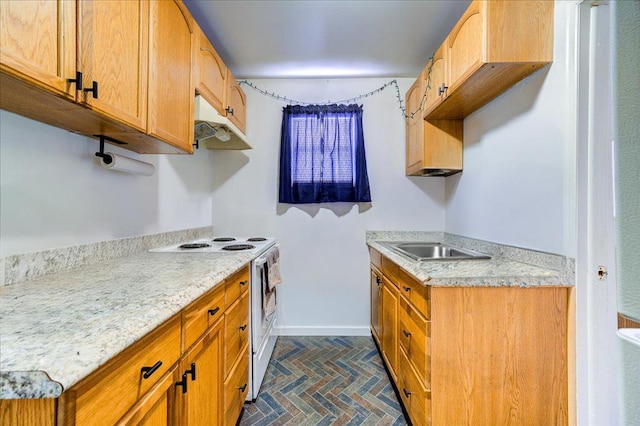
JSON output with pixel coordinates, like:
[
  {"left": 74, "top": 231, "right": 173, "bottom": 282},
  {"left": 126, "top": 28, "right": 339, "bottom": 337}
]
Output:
[
  {"left": 149, "top": 237, "right": 280, "bottom": 401},
  {"left": 250, "top": 244, "right": 280, "bottom": 400}
]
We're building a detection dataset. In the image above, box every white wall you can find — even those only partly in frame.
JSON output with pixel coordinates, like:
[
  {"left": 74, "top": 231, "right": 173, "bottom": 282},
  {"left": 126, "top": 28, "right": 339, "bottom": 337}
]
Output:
[
  {"left": 0, "top": 110, "right": 215, "bottom": 257},
  {"left": 445, "top": 2, "right": 576, "bottom": 257},
  {"left": 211, "top": 78, "right": 445, "bottom": 335}
]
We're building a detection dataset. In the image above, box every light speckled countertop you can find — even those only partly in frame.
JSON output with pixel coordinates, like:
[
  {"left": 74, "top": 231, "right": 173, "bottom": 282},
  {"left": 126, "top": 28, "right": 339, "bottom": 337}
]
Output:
[
  {"left": 367, "top": 231, "right": 574, "bottom": 287},
  {"left": 0, "top": 251, "right": 252, "bottom": 399}
]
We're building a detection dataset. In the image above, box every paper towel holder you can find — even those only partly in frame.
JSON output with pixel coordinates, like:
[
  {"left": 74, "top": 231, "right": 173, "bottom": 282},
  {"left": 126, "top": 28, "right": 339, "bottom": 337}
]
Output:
[{"left": 94, "top": 135, "right": 127, "bottom": 164}]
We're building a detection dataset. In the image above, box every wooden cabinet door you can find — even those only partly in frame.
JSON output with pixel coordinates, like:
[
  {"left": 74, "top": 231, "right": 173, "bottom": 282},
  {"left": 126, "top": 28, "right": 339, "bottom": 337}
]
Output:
[
  {"left": 423, "top": 44, "right": 446, "bottom": 115},
  {"left": 0, "top": 0, "right": 75, "bottom": 98},
  {"left": 381, "top": 278, "right": 399, "bottom": 381},
  {"left": 225, "top": 71, "right": 246, "bottom": 134},
  {"left": 446, "top": 0, "right": 483, "bottom": 92},
  {"left": 148, "top": 0, "right": 194, "bottom": 153},
  {"left": 77, "top": 0, "right": 148, "bottom": 131},
  {"left": 179, "top": 318, "right": 224, "bottom": 426},
  {"left": 405, "top": 76, "right": 424, "bottom": 175},
  {"left": 115, "top": 367, "right": 177, "bottom": 426},
  {"left": 370, "top": 268, "right": 383, "bottom": 345},
  {"left": 194, "top": 23, "right": 227, "bottom": 116}
]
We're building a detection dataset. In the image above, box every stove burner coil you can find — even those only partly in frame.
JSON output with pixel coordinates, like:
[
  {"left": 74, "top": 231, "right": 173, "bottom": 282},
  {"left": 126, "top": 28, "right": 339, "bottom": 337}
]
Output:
[
  {"left": 222, "top": 244, "right": 255, "bottom": 251},
  {"left": 179, "top": 243, "right": 211, "bottom": 249},
  {"left": 213, "top": 237, "right": 236, "bottom": 242},
  {"left": 247, "top": 237, "right": 267, "bottom": 242}
]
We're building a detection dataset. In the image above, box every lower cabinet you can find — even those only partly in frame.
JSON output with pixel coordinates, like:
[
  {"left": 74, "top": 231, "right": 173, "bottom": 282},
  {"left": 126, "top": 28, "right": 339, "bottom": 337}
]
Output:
[
  {"left": 22, "top": 265, "right": 252, "bottom": 426},
  {"left": 369, "top": 249, "right": 571, "bottom": 426},
  {"left": 380, "top": 277, "right": 398, "bottom": 381},
  {"left": 370, "top": 267, "right": 383, "bottom": 345},
  {"left": 178, "top": 318, "right": 224, "bottom": 426}
]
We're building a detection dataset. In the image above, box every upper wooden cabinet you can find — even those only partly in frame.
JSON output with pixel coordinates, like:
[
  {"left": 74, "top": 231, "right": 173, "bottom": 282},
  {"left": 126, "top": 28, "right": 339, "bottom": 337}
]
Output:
[
  {"left": 194, "top": 23, "right": 227, "bottom": 116},
  {"left": 423, "top": 44, "right": 446, "bottom": 114},
  {"left": 408, "top": 0, "right": 553, "bottom": 176},
  {"left": 194, "top": 24, "right": 248, "bottom": 137},
  {"left": 148, "top": 0, "right": 195, "bottom": 153},
  {"left": 77, "top": 0, "right": 149, "bottom": 131},
  {"left": 424, "top": 0, "right": 554, "bottom": 119},
  {"left": 0, "top": 0, "right": 195, "bottom": 154},
  {"left": 224, "top": 71, "right": 247, "bottom": 134},
  {"left": 0, "top": 0, "right": 76, "bottom": 99},
  {"left": 406, "top": 70, "right": 463, "bottom": 177},
  {"left": 405, "top": 75, "right": 425, "bottom": 176}
]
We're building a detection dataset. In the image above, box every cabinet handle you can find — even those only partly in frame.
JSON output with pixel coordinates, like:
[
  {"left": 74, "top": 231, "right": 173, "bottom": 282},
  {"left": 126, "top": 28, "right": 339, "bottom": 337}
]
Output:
[
  {"left": 185, "top": 362, "right": 196, "bottom": 381},
  {"left": 140, "top": 360, "right": 163, "bottom": 379},
  {"left": 403, "top": 329, "right": 412, "bottom": 338},
  {"left": 208, "top": 307, "right": 220, "bottom": 316},
  {"left": 403, "top": 286, "right": 411, "bottom": 292},
  {"left": 239, "top": 383, "right": 247, "bottom": 392},
  {"left": 175, "top": 372, "right": 188, "bottom": 394},
  {"left": 438, "top": 83, "right": 448, "bottom": 97},
  {"left": 240, "top": 280, "right": 248, "bottom": 286},
  {"left": 403, "top": 388, "right": 412, "bottom": 398},
  {"left": 239, "top": 324, "right": 248, "bottom": 331},
  {"left": 225, "top": 106, "right": 235, "bottom": 116},
  {"left": 375, "top": 276, "right": 381, "bottom": 285},
  {"left": 68, "top": 71, "right": 83, "bottom": 90},
  {"left": 83, "top": 81, "right": 98, "bottom": 99}
]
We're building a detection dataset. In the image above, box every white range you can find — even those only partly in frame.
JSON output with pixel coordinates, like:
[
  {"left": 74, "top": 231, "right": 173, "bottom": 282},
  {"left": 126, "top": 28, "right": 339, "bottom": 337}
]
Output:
[{"left": 150, "top": 236, "right": 280, "bottom": 401}]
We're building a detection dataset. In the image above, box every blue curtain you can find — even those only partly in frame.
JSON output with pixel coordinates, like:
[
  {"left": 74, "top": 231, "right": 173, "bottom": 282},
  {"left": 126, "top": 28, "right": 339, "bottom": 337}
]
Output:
[{"left": 279, "top": 104, "right": 371, "bottom": 204}]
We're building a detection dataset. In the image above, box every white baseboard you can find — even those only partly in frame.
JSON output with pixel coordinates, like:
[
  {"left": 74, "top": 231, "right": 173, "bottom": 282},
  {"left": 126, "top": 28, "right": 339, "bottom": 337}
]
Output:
[{"left": 274, "top": 326, "right": 371, "bottom": 336}]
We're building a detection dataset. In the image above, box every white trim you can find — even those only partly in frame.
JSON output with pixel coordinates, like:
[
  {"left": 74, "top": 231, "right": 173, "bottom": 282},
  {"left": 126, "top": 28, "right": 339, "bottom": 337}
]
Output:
[
  {"left": 275, "top": 326, "right": 371, "bottom": 336},
  {"left": 575, "top": 1, "right": 619, "bottom": 424}
]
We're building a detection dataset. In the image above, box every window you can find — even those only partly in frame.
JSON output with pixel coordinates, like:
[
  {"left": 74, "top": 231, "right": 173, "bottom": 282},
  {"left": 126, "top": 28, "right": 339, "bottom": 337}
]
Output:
[{"left": 279, "top": 104, "right": 371, "bottom": 204}]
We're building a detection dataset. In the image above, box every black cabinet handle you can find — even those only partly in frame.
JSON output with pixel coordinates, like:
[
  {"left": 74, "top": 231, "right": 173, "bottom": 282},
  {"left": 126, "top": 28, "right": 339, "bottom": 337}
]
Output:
[
  {"left": 84, "top": 81, "right": 98, "bottom": 99},
  {"left": 375, "top": 276, "right": 381, "bottom": 285},
  {"left": 185, "top": 362, "right": 196, "bottom": 381},
  {"left": 403, "top": 286, "right": 411, "bottom": 292},
  {"left": 175, "top": 372, "right": 188, "bottom": 394},
  {"left": 240, "top": 280, "right": 248, "bottom": 287},
  {"left": 403, "top": 388, "right": 412, "bottom": 398},
  {"left": 239, "top": 324, "right": 248, "bottom": 331},
  {"left": 68, "top": 71, "right": 83, "bottom": 90},
  {"left": 225, "top": 106, "right": 234, "bottom": 116},
  {"left": 403, "top": 329, "right": 411, "bottom": 338},
  {"left": 438, "top": 83, "right": 448, "bottom": 97},
  {"left": 140, "top": 360, "right": 162, "bottom": 379},
  {"left": 208, "top": 307, "right": 220, "bottom": 316},
  {"left": 239, "top": 383, "right": 247, "bottom": 392}
]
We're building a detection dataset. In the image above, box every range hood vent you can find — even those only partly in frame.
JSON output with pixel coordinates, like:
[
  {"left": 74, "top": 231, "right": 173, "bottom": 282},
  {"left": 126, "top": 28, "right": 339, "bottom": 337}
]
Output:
[{"left": 194, "top": 95, "right": 251, "bottom": 150}]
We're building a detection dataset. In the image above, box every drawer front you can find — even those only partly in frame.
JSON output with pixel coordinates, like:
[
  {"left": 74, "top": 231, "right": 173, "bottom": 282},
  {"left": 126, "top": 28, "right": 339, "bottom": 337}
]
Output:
[
  {"left": 224, "top": 290, "right": 250, "bottom": 377},
  {"left": 183, "top": 283, "right": 225, "bottom": 350},
  {"left": 398, "top": 269, "right": 430, "bottom": 318},
  {"left": 224, "top": 347, "right": 249, "bottom": 425},
  {"left": 381, "top": 256, "right": 401, "bottom": 286},
  {"left": 225, "top": 266, "right": 250, "bottom": 305},
  {"left": 399, "top": 297, "right": 431, "bottom": 389},
  {"left": 369, "top": 247, "right": 382, "bottom": 269},
  {"left": 398, "top": 347, "right": 432, "bottom": 426},
  {"left": 72, "top": 315, "right": 181, "bottom": 426}
]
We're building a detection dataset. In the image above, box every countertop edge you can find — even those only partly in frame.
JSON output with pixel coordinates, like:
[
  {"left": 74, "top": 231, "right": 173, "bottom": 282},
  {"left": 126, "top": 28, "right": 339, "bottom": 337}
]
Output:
[
  {"left": 0, "top": 371, "right": 63, "bottom": 399},
  {"left": 366, "top": 240, "right": 574, "bottom": 288},
  {"left": 0, "top": 254, "right": 252, "bottom": 399}
]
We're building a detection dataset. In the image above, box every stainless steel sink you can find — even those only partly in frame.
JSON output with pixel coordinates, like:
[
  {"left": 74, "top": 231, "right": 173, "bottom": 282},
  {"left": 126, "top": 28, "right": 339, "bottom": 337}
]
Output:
[{"left": 380, "top": 242, "right": 491, "bottom": 261}]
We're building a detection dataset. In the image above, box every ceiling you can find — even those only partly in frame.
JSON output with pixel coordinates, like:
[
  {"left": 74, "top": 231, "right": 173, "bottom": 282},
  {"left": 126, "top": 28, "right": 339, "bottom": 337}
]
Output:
[{"left": 183, "top": 0, "right": 471, "bottom": 79}]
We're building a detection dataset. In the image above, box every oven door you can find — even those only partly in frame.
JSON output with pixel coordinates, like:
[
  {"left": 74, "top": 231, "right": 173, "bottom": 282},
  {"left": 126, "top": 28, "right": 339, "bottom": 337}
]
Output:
[{"left": 252, "top": 249, "right": 278, "bottom": 350}]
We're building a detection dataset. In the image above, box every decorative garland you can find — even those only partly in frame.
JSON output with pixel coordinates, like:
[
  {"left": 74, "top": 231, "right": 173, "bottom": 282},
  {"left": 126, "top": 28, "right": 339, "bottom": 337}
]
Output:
[{"left": 238, "top": 57, "right": 434, "bottom": 119}]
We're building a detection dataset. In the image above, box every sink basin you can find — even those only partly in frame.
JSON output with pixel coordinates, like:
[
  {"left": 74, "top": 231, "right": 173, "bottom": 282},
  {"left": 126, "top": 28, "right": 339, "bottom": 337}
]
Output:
[{"left": 381, "top": 242, "right": 491, "bottom": 261}]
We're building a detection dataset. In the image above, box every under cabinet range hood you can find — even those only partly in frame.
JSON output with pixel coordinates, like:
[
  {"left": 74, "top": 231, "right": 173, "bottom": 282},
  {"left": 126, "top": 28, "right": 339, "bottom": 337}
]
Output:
[{"left": 194, "top": 95, "right": 252, "bottom": 150}]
